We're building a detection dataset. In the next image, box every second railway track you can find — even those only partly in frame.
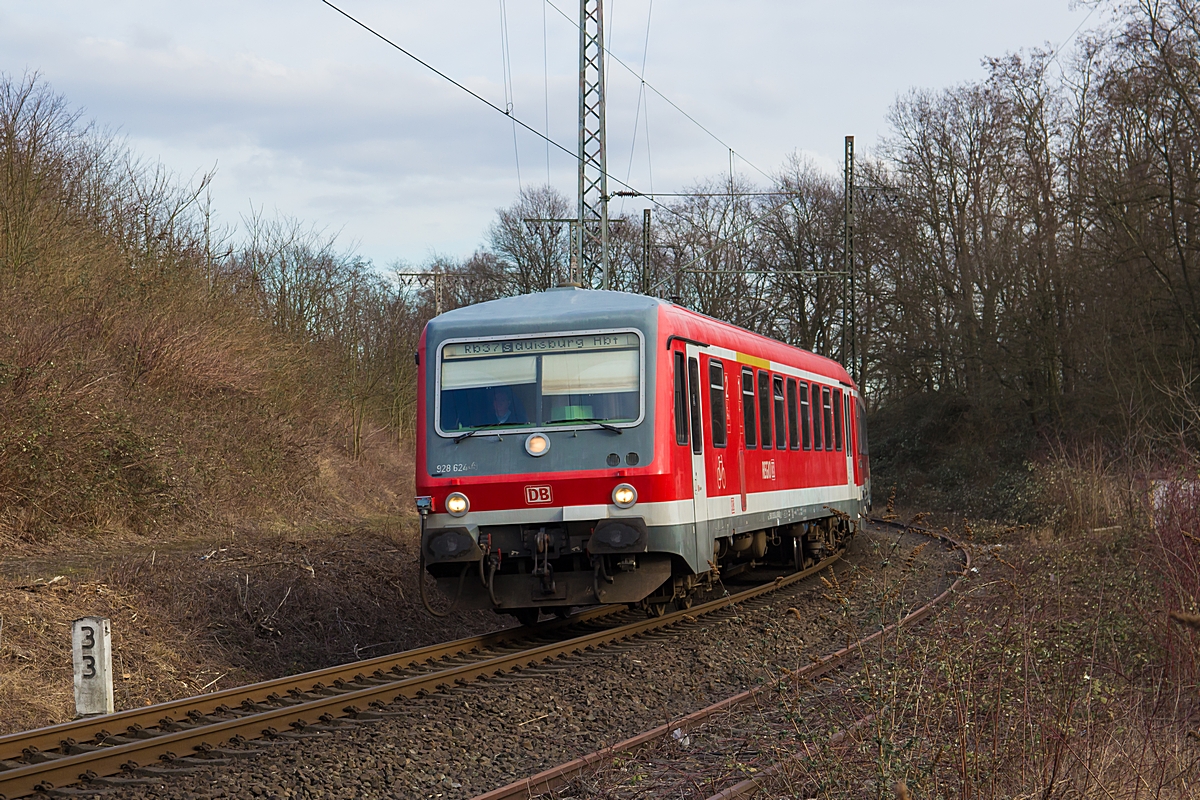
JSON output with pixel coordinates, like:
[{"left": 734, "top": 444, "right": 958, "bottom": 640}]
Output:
[
  {"left": 473, "top": 518, "right": 971, "bottom": 800},
  {"left": 0, "top": 541, "right": 851, "bottom": 799}
]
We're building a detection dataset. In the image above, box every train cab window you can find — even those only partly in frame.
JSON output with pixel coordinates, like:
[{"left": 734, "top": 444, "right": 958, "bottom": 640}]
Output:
[
  {"left": 709, "top": 361, "right": 727, "bottom": 448},
  {"left": 833, "top": 388, "right": 844, "bottom": 451},
  {"left": 757, "top": 370, "right": 772, "bottom": 449},
  {"left": 741, "top": 368, "right": 757, "bottom": 449},
  {"left": 799, "top": 382, "right": 811, "bottom": 450},
  {"left": 786, "top": 378, "right": 799, "bottom": 450},
  {"left": 687, "top": 357, "right": 703, "bottom": 455},
  {"left": 823, "top": 386, "right": 834, "bottom": 451},
  {"left": 811, "top": 382, "right": 823, "bottom": 450},
  {"left": 439, "top": 331, "right": 641, "bottom": 436},
  {"left": 673, "top": 351, "right": 688, "bottom": 446},
  {"left": 773, "top": 376, "right": 786, "bottom": 450}
]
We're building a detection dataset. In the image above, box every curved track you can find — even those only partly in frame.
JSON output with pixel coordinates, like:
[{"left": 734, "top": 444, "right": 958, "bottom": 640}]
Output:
[
  {"left": 0, "top": 545, "right": 849, "bottom": 799},
  {"left": 470, "top": 519, "right": 971, "bottom": 800}
]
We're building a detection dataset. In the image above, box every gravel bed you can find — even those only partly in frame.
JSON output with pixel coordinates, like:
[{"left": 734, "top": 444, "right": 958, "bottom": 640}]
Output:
[{"left": 80, "top": 523, "right": 958, "bottom": 800}]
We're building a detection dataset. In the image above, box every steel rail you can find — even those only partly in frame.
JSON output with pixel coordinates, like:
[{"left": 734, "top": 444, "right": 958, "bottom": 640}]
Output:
[
  {"left": 702, "top": 712, "right": 879, "bottom": 800},
  {"left": 470, "top": 520, "right": 970, "bottom": 800},
  {"left": 0, "top": 548, "right": 846, "bottom": 799},
  {"left": 0, "top": 603, "right": 620, "bottom": 763}
]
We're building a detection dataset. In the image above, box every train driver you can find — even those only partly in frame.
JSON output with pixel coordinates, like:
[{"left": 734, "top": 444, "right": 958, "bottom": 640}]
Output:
[{"left": 488, "top": 386, "right": 527, "bottom": 426}]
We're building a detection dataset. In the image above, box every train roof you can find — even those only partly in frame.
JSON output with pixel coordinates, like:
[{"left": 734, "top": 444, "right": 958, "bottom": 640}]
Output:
[
  {"left": 429, "top": 286, "right": 663, "bottom": 329},
  {"left": 424, "top": 287, "right": 854, "bottom": 389}
]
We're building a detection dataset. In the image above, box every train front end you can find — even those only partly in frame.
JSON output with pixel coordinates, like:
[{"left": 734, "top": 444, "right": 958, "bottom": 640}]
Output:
[{"left": 415, "top": 288, "right": 678, "bottom": 620}]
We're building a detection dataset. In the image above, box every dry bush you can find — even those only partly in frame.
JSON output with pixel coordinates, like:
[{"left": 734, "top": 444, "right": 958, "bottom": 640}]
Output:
[
  {"left": 758, "top": 509, "right": 1199, "bottom": 799},
  {"left": 0, "top": 515, "right": 503, "bottom": 735},
  {"left": 1034, "top": 441, "right": 1143, "bottom": 535},
  {"left": 1148, "top": 473, "right": 1200, "bottom": 683},
  {"left": 0, "top": 574, "right": 236, "bottom": 734},
  {"left": 0, "top": 73, "right": 414, "bottom": 543}
]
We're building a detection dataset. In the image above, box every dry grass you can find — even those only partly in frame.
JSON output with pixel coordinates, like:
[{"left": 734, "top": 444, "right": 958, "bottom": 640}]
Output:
[
  {"left": 0, "top": 73, "right": 418, "bottom": 544},
  {"left": 754, "top": 454, "right": 1200, "bottom": 798},
  {"left": 0, "top": 514, "right": 502, "bottom": 736},
  {"left": 0, "top": 72, "right": 476, "bottom": 740},
  {"left": 558, "top": 455, "right": 1200, "bottom": 799}
]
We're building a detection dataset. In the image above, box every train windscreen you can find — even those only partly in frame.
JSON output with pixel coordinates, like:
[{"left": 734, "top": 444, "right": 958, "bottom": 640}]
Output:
[{"left": 438, "top": 332, "right": 641, "bottom": 433}]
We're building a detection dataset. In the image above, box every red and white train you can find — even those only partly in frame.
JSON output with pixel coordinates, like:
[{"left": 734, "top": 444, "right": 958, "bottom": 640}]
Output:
[{"left": 415, "top": 287, "right": 869, "bottom": 622}]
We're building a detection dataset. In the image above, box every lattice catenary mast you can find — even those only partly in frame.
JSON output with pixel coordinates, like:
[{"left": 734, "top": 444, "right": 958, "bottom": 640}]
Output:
[{"left": 576, "top": 0, "right": 609, "bottom": 289}]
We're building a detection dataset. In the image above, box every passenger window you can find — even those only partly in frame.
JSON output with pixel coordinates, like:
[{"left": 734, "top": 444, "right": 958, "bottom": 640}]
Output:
[
  {"left": 800, "top": 381, "right": 811, "bottom": 450},
  {"left": 709, "top": 361, "right": 727, "bottom": 448},
  {"left": 674, "top": 351, "right": 688, "bottom": 446},
  {"left": 741, "top": 368, "right": 757, "bottom": 449},
  {"left": 773, "top": 376, "right": 786, "bottom": 450},
  {"left": 833, "top": 388, "right": 844, "bottom": 451},
  {"left": 844, "top": 394, "right": 852, "bottom": 453},
  {"left": 688, "top": 357, "right": 703, "bottom": 455},
  {"left": 823, "top": 386, "right": 834, "bottom": 451},
  {"left": 786, "top": 378, "right": 799, "bottom": 450},
  {"left": 811, "top": 382, "right": 823, "bottom": 450},
  {"left": 758, "top": 370, "right": 772, "bottom": 449}
]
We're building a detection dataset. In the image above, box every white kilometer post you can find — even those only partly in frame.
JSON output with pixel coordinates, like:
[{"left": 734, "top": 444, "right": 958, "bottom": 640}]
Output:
[{"left": 72, "top": 616, "right": 114, "bottom": 717}]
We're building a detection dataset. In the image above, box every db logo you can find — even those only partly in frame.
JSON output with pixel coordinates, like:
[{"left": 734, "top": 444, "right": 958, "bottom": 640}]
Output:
[{"left": 525, "top": 485, "right": 553, "bottom": 504}]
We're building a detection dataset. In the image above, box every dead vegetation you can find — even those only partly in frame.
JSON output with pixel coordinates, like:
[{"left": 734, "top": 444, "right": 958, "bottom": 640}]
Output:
[
  {"left": 557, "top": 457, "right": 1199, "bottom": 798},
  {"left": 764, "top": 495, "right": 1200, "bottom": 798},
  {"left": 746, "top": 456, "right": 1200, "bottom": 798},
  {"left": 0, "top": 72, "right": 426, "bottom": 544},
  {"left": 0, "top": 513, "right": 501, "bottom": 736}
]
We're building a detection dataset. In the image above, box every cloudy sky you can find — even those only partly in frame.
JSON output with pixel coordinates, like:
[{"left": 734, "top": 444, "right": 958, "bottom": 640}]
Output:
[{"left": 0, "top": 1, "right": 1098, "bottom": 268}]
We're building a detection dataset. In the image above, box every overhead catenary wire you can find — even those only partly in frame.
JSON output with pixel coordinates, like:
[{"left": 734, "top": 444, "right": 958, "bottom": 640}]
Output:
[
  {"left": 318, "top": 2, "right": 737, "bottom": 223},
  {"left": 318, "top": 0, "right": 797, "bottom": 294},
  {"left": 498, "top": 0, "right": 522, "bottom": 191},
  {"left": 542, "top": 0, "right": 552, "bottom": 184},
  {"left": 543, "top": 0, "right": 772, "bottom": 184},
  {"left": 615, "top": 190, "right": 803, "bottom": 198},
  {"left": 620, "top": 0, "right": 654, "bottom": 216}
]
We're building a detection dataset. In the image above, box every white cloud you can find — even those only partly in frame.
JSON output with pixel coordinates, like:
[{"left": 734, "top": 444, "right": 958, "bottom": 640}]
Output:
[{"left": 0, "top": 0, "right": 1094, "bottom": 267}]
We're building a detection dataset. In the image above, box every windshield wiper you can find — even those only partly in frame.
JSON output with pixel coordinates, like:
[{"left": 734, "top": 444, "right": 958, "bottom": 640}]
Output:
[
  {"left": 453, "top": 423, "right": 513, "bottom": 444},
  {"left": 561, "top": 417, "right": 623, "bottom": 434}
]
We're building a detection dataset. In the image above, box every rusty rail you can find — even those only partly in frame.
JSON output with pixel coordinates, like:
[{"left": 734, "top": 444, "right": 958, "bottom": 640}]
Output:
[
  {"left": 470, "top": 520, "right": 970, "bottom": 800},
  {"left": 0, "top": 548, "right": 846, "bottom": 799}
]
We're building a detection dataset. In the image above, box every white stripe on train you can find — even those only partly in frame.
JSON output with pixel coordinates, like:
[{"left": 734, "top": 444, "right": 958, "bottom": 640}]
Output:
[{"left": 427, "top": 483, "right": 862, "bottom": 530}]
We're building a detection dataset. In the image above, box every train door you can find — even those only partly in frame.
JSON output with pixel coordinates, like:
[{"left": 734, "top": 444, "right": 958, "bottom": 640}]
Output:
[
  {"left": 685, "top": 345, "right": 709, "bottom": 550},
  {"left": 843, "top": 391, "right": 855, "bottom": 496}
]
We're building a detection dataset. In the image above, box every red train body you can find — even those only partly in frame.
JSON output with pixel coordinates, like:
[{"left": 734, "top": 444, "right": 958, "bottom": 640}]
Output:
[{"left": 416, "top": 288, "right": 868, "bottom": 620}]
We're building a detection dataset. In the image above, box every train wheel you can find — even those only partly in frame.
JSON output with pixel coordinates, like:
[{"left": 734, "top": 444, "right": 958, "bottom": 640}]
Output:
[
  {"left": 646, "top": 602, "right": 669, "bottom": 618},
  {"left": 674, "top": 595, "right": 693, "bottom": 611},
  {"left": 552, "top": 607, "right": 571, "bottom": 619},
  {"left": 512, "top": 608, "right": 540, "bottom": 627}
]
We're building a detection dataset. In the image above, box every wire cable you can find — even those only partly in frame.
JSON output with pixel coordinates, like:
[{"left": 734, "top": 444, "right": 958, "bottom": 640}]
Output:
[
  {"left": 542, "top": 0, "right": 552, "bottom": 184},
  {"left": 319, "top": 1, "right": 680, "bottom": 216},
  {"left": 543, "top": 0, "right": 772, "bottom": 183},
  {"left": 620, "top": 0, "right": 654, "bottom": 215},
  {"left": 498, "top": 0, "right": 522, "bottom": 191},
  {"left": 319, "top": 0, "right": 797, "bottom": 294},
  {"left": 320, "top": 0, "right": 585, "bottom": 174}
]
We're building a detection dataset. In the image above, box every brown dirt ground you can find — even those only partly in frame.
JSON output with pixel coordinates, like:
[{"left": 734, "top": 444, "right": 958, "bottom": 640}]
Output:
[{"left": 0, "top": 513, "right": 505, "bottom": 735}]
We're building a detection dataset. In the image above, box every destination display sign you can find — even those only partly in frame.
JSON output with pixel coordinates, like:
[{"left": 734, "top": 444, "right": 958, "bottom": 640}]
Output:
[{"left": 442, "top": 331, "right": 640, "bottom": 360}]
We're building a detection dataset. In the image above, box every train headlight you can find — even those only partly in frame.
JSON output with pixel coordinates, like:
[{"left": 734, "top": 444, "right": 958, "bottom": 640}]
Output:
[
  {"left": 445, "top": 492, "right": 470, "bottom": 517},
  {"left": 612, "top": 483, "right": 637, "bottom": 509},
  {"left": 525, "top": 433, "right": 550, "bottom": 457}
]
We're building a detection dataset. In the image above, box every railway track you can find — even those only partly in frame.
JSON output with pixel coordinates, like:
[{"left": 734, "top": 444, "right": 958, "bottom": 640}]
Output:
[
  {"left": 0, "top": 544, "right": 849, "bottom": 799},
  {"left": 471, "top": 519, "right": 970, "bottom": 800}
]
